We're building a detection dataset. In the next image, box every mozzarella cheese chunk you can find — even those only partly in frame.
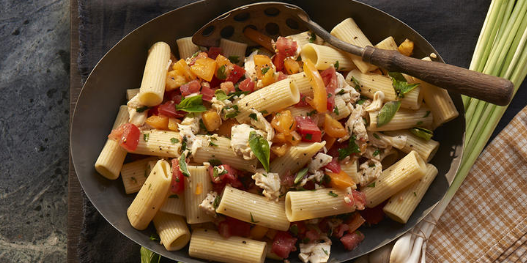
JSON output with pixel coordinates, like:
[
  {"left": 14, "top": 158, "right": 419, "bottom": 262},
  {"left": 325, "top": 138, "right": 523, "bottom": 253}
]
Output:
[
  {"left": 250, "top": 109, "right": 274, "bottom": 142},
  {"left": 178, "top": 115, "right": 203, "bottom": 155},
  {"left": 335, "top": 72, "right": 360, "bottom": 104},
  {"left": 252, "top": 170, "right": 281, "bottom": 202},
  {"left": 126, "top": 94, "right": 148, "bottom": 126},
  {"left": 365, "top": 91, "right": 385, "bottom": 112},
  {"left": 244, "top": 50, "right": 258, "bottom": 80},
  {"left": 358, "top": 159, "right": 382, "bottom": 186},
  {"left": 199, "top": 191, "right": 218, "bottom": 218},
  {"left": 299, "top": 238, "right": 332, "bottom": 263},
  {"left": 308, "top": 153, "right": 333, "bottom": 173}
]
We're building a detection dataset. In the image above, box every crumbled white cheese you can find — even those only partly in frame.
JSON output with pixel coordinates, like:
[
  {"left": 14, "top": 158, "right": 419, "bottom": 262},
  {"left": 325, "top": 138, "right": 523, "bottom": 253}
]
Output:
[
  {"left": 199, "top": 191, "right": 218, "bottom": 218},
  {"left": 126, "top": 94, "right": 148, "bottom": 126},
  {"left": 299, "top": 237, "right": 332, "bottom": 263},
  {"left": 230, "top": 124, "right": 265, "bottom": 160},
  {"left": 335, "top": 72, "right": 360, "bottom": 104},
  {"left": 252, "top": 170, "right": 281, "bottom": 202},
  {"left": 178, "top": 114, "right": 203, "bottom": 156},
  {"left": 358, "top": 159, "right": 382, "bottom": 186},
  {"left": 249, "top": 109, "right": 274, "bottom": 142},
  {"left": 340, "top": 103, "right": 368, "bottom": 144},
  {"left": 244, "top": 50, "right": 258, "bottom": 80},
  {"left": 308, "top": 153, "right": 333, "bottom": 174},
  {"left": 365, "top": 91, "right": 385, "bottom": 112}
]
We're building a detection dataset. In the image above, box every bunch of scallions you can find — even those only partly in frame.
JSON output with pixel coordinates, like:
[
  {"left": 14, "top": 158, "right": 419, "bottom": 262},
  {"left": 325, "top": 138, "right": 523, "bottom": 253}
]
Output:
[{"left": 359, "top": 0, "right": 527, "bottom": 262}]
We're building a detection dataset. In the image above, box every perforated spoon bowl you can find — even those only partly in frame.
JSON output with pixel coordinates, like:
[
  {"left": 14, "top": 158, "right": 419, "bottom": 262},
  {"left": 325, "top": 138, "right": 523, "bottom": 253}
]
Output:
[{"left": 193, "top": 2, "right": 513, "bottom": 106}]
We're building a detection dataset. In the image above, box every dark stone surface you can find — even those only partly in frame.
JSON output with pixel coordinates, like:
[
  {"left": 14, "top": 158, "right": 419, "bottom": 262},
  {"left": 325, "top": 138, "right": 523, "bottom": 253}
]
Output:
[{"left": 0, "top": 0, "right": 69, "bottom": 261}]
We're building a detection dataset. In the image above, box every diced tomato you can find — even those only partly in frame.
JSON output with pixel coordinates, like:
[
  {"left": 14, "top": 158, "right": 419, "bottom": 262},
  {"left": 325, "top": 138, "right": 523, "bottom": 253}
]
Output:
[
  {"left": 289, "top": 221, "right": 307, "bottom": 238},
  {"left": 324, "top": 158, "right": 341, "bottom": 173},
  {"left": 326, "top": 140, "right": 347, "bottom": 158},
  {"left": 180, "top": 80, "right": 201, "bottom": 97},
  {"left": 359, "top": 201, "right": 386, "bottom": 225},
  {"left": 321, "top": 66, "right": 338, "bottom": 110},
  {"left": 281, "top": 171, "right": 295, "bottom": 189},
  {"left": 107, "top": 123, "right": 140, "bottom": 151},
  {"left": 188, "top": 52, "right": 208, "bottom": 66},
  {"left": 209, "top": 75, "right": 222, "bottom": 89},
  {"left": 238, "top": 78, "right": 255, "bottom": 92},
  {"left": 207, "top": 46, "right": 223, "bottom": 59},
  {"left": 220, "top": 81, "right": 236, "bottom": 94},
  {"left": 200, "top": 82, "right": 215, "bottom": 102},
  {"left": 352, "top": 190, "right": 366, "bottom": 210},
  {"left": 333, "top": 223, "right": 350, "bottom": 238},
  {"left": 166, "top": 90, "right": 182, "bottom": 104},
  {"left": 271, "top": 231, "right": 298, "bottom": 258},
  {"left": 276, "top": 37, "right": 298, "bottom": 57},
  {"left": 295, "top": 94, "right": 310, "bottom": 107},
  {"left": 277, "top": 71, "right": 288, "bottom": 80},
  {"left": 170, "top": 159, "right": 184, "bottom": 194},
  {"left": 158, "top": 101, "right": 185, "bottom": 118},
  {"left": 304, "top": 229, "right": 320, "bottom": 242},
  {"left": 208, "top": 164, "right": 243, "bottom": 189},
  {"left": 302, "top": 180, "right": 316, "bottom": 190},
  {"left": 318, "top": 218, "right": 330, "bottom": 233},
  {"left": 295, "top": 116, "right": 322, "bottom": 142},
  {"left": 218, "top": 217, "right": 251, "bottom": 238},
  {"left": 148, "top": 105, "right": 159, "bottom": 117},
  {"left": 225, "top": 64, "right": 245, "bottom": 84},
  {"left": 273, "top": 52, "right": 286, "bottom": 71},
  {"left": 340, "top": 231, "right": 365, "bottom": 251}
]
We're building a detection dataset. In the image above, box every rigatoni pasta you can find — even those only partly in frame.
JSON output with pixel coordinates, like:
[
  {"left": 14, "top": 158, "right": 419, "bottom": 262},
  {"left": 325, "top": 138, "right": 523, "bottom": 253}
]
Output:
[
  {"left": 121, "top": 157, "right": 159, "bottom": 194},
  {"left": 130, "top": 130, "right": 182, "bottom": 157},
  {"left": 368, "top": 106, "right": 433, "bottom": 131},
  {"left": 153, "top": 212, "right": 190, "bottom": 251},
  {"left": 95, "top": 105, "right": 129, "bottom": 180},
  {"left": 184, "top": 165, "right": 213, "bottom": 224},
  {"left": 176, "top": 37, "right": 199, "bottom": 61},
  {"left": 138, "top": 42, "right": 171, "bottom": 106},
  {"left": 301, "top": 43, "right": 355, "bottom": 71},
  {"left": 285, "top": 188, "right": 354, "bottom": 221}
]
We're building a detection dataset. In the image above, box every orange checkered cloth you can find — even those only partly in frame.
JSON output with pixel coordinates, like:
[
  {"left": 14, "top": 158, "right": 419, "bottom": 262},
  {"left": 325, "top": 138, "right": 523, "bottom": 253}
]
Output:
[{"left": 426, "top": 107, "right": 527, "bottom": 262}]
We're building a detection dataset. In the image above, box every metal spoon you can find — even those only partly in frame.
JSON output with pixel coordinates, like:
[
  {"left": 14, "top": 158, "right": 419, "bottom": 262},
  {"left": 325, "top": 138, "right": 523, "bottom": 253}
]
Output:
[{"left": 192, "top": 2, "right": 513, "bottom": 106}]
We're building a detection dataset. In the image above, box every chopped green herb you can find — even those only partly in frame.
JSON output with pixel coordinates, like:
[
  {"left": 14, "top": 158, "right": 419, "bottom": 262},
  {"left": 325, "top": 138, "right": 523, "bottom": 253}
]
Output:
[
  {"left": 249, "top": 113, "right": 258, "bottom": 121},
  {"left": 328, "top": 191, "right": 338, "bottom": 197},
  {"left": 136, "top": 106, "right": 149, "bottom": 113},
  {"left": 225, "top": 105, "right": 240, "bottom": 119},
  {"left": 423, "top": 110, "right": 431, "bottom": 118},
  {"left": 212, "top": 194, "right": 221, "bottom": 209},
  {"left": 322, "top": 248, "right": 328, "bottom": 255},
  {"left": 373, "top": 133, "right": 381, "bottom": 140},
  {"left": 260, "top": 110, "right": 269, "bottom": 115},
  {"left": 351, "top": 76, "right": 361, "bottom": 92},
  {"left": 337, "top": 89, "right": 346, "bottom": 95},
  {"left": 170, "top": 137, "right": 179, "bottom": 144},
  {"left": 130, "top": 177, "right": 137, "bottom": 183},
  {"left": 356, "top": 99, "right": 366, "bottom": 105},
  {"left": 305, "top": 134, "right": 313, "bottom": 140},
  {"left": 409, "top": 127, "right": 434, "bottom": 141},
  {"left": 143, "top": 133, "right": 149, "bottom": 142},
  {"left": 413, "top": 192, "right": 417, "bottom": 197},
  {"left": 228, "top": 55, "right": 240, "bottom": 64},
  {"left": 140, "top": 247, "right": 161, "bottom": 263},
  {"left": 388, "top": 72, "right": 419, "bottom": 98},
  {"left": 148, "top": 183, "right": 152, "bottom": 190},
  {"left": 168, "top": 194, "right": 179, "bottom": 199},
  {"left": 249, "top": 131, "right": 270, "bottom": 172},
  {"left": 208, "top": 159, "right": 222, "bottom": 166},
  {"left": 179, "top": 153, "right": 190, "bottom": 177},
  {"left": 307, "top": 110, "right": 317, "bottom": 117},
  {"left": 261, "top": 67, "right": 270, "bottom": 75},
  {"left": 334, "top": 60, "right": 340, "bottom": 70},
  {"left": 294, "top": 167, "right": 309, "bottom": 184},
  {"left": 176, "top": 95, "right": 207, "bottom": 113},
  {"left": 209, "top": 141, "right": 218, "bottom": 147},
  {"left": 327, "top": 93, "right": 332, "bottom": 98},
  {"left": 290, "top": 224, "right": 299, "bottom": 236},
  {"left": 377, "top": 101, "right": 401, "bottom": 127},
  {"left": 322, "top": 174, "right": 331, "bottom": 184},
  {"left": 416, "top": 121, "right": 424, "bottom": 126},
  {"left": 308, "top": 32, "right": 316, "bottom": 43},
  {"left": 250, "top": 212, "right": 259, "bottom": 223},
  {"left": 199, "top": 119, "right": 207, "bottom": 131},
  {"left": 214, "top": 89, "right": 232, "bottom": 101},
  {"left": 338, "top": 135, "right": 361, "bottom": 160},
  {"left": 367, "top": 182, "right": 376, "bottom": 188},
  {"left": 149, "top": 233, "right": 160, "bottom": 241},
  {"left": 334, "top": 106, "right": 339, "bottom": 115},
  {"left": 217, "top": 65, "right": 227, "bottom": 80},
  {"left": 213, "top": 167, "right": 228, "bottom": 178},
  {"left": 373, "top": 149, "right": 380, "bottom": 157},
  {"left": 191, "top": 51, "right": 199, "bottom": 58}
]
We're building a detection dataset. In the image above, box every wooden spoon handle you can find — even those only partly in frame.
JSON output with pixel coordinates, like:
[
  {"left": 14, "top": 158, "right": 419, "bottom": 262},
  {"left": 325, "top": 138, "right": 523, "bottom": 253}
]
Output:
[{"left": 362, "top": 46, "right": 514, "bottom": 106}]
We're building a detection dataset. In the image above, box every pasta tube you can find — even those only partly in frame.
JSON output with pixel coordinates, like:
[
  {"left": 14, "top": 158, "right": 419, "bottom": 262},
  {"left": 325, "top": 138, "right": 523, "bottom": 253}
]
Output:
[
  {"left": 176, "top": 37, "right": 199, "bottom": 60},
  {"left": 368, "top": 106, "right": 433, "bottom": 131},
  {"left": 301, "top": 43, "right": 355, "bottom": 71},
  {"left": 129, "top": 130, "right": 181, "bottom": 157},
  {"left": 285, "top": 188, "right": 354, "bottom": 221},
  {"left": 185, "top": 165, "right": 213, "bottom": 224},
  {"left": 138, "top": 42, "right": 171, "bottom": 106},
  {"left": 385, "top": 130, "right": 440, "bottom": 162},
  {"left": 153, "top": 212, "right": 190, "bottom": 251},
  {"left": 121, "top": 157, "right": 159, "bottom": 194},
  {"left": 95, "top": 105, "right": 129, "bottom": 180},
  {"left": 270, "top": 142, "right": 325, "bottom": 176},
  {"left": 192, "top": 136, "right": 258, "bottom": 172}
]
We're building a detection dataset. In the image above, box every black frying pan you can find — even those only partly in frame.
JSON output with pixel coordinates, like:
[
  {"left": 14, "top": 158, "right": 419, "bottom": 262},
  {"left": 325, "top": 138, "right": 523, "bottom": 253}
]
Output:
[{"left": 70, "top": 0, "right": 465, "bottom": 262}]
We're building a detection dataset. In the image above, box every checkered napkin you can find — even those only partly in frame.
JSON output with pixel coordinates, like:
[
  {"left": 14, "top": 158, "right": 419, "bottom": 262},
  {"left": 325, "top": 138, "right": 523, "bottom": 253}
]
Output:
[{"left": 425, "top": 106, "right": 527, "bottom": 262}]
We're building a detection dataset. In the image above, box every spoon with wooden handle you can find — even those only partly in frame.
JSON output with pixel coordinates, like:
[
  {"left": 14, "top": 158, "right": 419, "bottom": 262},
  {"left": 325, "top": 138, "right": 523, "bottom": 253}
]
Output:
[{"left": 192, "top": 2, "right": 514, "bottom": 106}]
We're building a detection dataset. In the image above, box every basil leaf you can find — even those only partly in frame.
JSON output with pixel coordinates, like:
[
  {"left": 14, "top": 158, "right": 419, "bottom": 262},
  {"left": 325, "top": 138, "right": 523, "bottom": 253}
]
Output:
[
  {"left": 179, "top": 153, "right": 190, "bottom": 177},
  {"left": 334, "top": 60, "right": 340, "bottom": 70},
  {"left": 170, "top": 138, "right": 179, "bottom": 144},
  {"left": 212, "top": 194, "right": 221, "bottom": 209},
  {"left": 136, "top": 106, "right": 149, "bottom": 113},
  {"left": 377, "top": 101, "right": 401, "bottom": 127},
  {"left": 350, "top": 76, "right": 361, "bottom": 92},
  {"left": 140, "top": 247, "right": 161, "bottom": 263},
  {"left": 208, "top": 159, "right": 222, "bottom": 166},
  {"left": 214, "top": 89, "right": 231, "bottom": 101},
  {"left": 294, "top": 167, "right": 309, "bottom": 184},
  {"left": 228, "top": 55, "right": 240, "bottom": 64},
  {"left": 261, "top": 67, "right": 270, "bottom": 75},
  {"left": 249, "top": 113, "right": 258, "bottom": 121},
  {"left": 217, "top": 65, "right": 227, "bottom": 80},
  {"left": 249, "top": 131, "right": 270, "bottom": 172},
  {"left": 308, "top": 32, "right": 316, "bottom": 43},
  {"left": 388, "top": 72, "right": 419, "bottom": 98},
  {"left": 338, "top": 135, "right": 361, "bottom": 160},
  {"left": 176, "top": 95, "right": 207, "bottom": 113},
  {"left": 328, "top": 191, "right": 338, "bottom": 197},
  {"left": 409, "top": 127, "right": 434, "bottom": 141}
]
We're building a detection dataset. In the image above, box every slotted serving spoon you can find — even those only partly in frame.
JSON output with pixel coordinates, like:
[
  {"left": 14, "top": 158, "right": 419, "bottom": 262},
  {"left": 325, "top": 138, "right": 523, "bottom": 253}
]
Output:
[{"left": 193, "top": 2, "right": 514, "bottom": 106}]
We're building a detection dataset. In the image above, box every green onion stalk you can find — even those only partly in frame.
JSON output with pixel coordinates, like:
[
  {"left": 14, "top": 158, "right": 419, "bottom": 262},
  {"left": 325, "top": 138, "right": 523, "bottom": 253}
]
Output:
[{"left": 389, "top": 1, "right": 527, "bottom": 262}]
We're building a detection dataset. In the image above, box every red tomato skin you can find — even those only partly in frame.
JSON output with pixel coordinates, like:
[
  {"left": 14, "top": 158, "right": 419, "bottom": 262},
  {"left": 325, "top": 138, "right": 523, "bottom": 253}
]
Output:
[
  {"left": 226, "top": 64, "right": 245, "bottom": 84},
  {"left": 340, "top": 231, "right": 365, "bottom": 251},
  {"left": 147, "top": 105, "right": 159, "bottom": 117},
  {"left": 208, "top": 164, "right": 243, "bottom": 189},
  {"left": 108, "top": 123, "right": 140, "bottom": 151},
  {"left": 324, "top": 158, "right": 341, "bottom": 173},
  {"left": 333, "top": 223, "right": 350, "bottom": 238},
  {"left": 277, "top": 71, "right": 288, "bottom": 80},
  {"left": 200, "top": 82, "right": 215, "bottom": 102},
  {"left": 276, "top": 37, "right": 298, "bottom": 57},
  {"left": 271, "top": 231, "right": 298, "bottom": 258},
  {"left": 281, "top": 171, "right": 295, "bottom": 189},
  {"left": 295, "top": 116, "right": 322, "bottom": 142},
  {"left": 218, "top": 217, "right": 251, "bottom": 238},
  {"left": 170, "top": 159, "right": 185, "bottom": 194},
  {"left": 207, "top": 47, "right": 222, "bottom": 59},
  {"left": 273, "top": 52, "right": 286, "bottom": 71},
  {"left": 180, "top": 80, "right": 201, "bottom": 96},
  {"left": 352, "top": 190, "right": 366, "bottom": 210},
  {"left": 289, "top": 221, "right": 307, "bottom": 237},
  {"left": 305, "top": 229, "right": 320, "bottom": 242},
  {"left": 238, "top": 78, "right": 255, "bottom": 92},
  {"left": 320, "top": 66, "right": 338, "bottom": 110},
  {"left": 295, "top": 94, "right": 310, "bottom": 107},
  {"left": 359, "top": 201, "right": 386, "bottom": 225},
  {"left": 166, "top": 89, "right": 182, "bottom": 104},
  {"left": 209, "top": 75, "right": 222, "bottom": 89},
  {"left": 158, "top": 101, "right": 185, "bottom": 118}
]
